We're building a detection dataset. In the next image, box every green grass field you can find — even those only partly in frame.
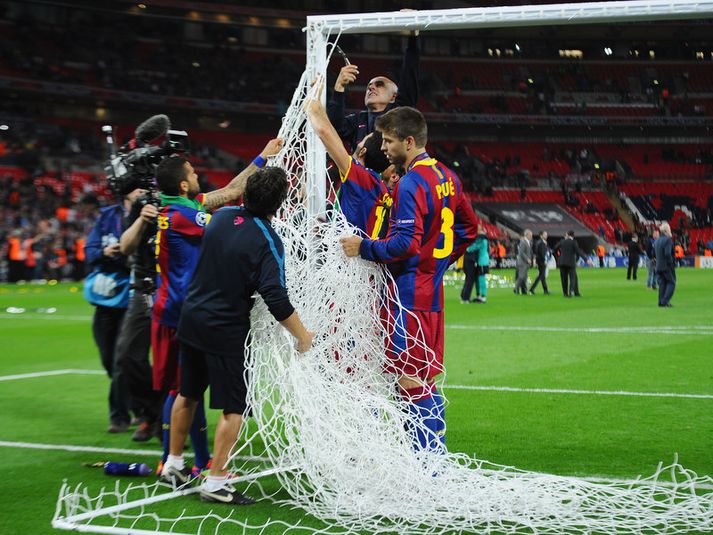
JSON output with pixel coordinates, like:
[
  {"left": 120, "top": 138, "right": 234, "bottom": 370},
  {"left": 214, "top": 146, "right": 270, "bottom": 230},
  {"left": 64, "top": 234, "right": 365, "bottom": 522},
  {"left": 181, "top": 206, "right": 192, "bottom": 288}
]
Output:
[{"left": 1, "top": 268, "right": 712, "bottom": 534}]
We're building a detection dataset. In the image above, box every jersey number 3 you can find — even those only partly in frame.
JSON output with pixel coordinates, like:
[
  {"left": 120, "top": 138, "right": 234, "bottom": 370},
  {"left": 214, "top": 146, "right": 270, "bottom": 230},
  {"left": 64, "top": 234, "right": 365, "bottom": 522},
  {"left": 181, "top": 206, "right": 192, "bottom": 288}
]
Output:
[{"left": 433, "top": 207, "right": 454, "bottom": 259}]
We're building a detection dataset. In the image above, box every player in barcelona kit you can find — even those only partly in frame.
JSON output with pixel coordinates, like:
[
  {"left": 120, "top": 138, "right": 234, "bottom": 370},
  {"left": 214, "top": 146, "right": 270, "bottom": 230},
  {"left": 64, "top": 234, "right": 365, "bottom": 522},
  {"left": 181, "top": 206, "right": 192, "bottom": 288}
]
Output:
[
  {"left": 341, "top": 106, "right": 478, "bottom": 453},
  {"left": 305, "top": 82, "right": 400, "bottom": 239},
  {"left": 152, "top": 138, "right": 283, "bottom": 476}
]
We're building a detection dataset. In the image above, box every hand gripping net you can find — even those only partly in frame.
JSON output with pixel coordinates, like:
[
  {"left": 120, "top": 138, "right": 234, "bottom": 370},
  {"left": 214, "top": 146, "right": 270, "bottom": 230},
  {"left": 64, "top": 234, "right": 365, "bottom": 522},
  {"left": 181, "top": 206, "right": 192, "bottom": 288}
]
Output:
[{"left": 54, "top": 55, "right": 712, "bottom": 535}]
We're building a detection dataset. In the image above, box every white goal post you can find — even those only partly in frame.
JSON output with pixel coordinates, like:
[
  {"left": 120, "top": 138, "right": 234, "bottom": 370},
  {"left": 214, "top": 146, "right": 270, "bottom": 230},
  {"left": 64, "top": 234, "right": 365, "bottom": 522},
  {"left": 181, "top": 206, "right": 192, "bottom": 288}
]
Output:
[{"left": 303, "top": 0, "right": 713, "bottom": 216}]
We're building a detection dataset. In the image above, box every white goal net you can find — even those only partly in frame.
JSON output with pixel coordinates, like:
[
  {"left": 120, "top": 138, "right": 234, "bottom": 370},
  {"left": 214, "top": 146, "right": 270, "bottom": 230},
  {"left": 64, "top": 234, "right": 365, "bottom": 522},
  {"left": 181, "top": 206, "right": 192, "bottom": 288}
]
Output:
[{"left": 54, "top": 2, "right": 713, "bottom": 534}]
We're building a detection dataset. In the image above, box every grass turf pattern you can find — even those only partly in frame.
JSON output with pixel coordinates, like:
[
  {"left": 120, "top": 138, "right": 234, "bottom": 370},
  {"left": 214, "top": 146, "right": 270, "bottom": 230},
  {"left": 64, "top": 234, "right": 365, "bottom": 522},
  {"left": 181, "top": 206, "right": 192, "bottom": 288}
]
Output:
[{"left": 0, "top": 268, "right": 711, "bottom": 534}]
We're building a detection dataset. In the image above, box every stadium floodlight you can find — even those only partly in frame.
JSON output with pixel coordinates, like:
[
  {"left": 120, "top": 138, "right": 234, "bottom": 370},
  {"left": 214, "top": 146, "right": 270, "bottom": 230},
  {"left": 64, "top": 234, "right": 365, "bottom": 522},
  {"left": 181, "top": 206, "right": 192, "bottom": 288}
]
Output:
[{"left": 53, "top": 2, "right": 713, "bottom": 535}]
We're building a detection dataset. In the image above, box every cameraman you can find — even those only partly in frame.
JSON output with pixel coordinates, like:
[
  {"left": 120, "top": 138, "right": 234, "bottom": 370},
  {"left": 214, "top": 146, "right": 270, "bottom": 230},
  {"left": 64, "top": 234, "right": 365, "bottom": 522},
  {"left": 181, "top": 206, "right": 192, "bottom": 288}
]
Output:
[
  {"left": 115, "top": 190, "right": 162, "bottom": 442},
  {"left": 153, "top": 138, "right": 283, "bottom": 475},
  {"left": 84, "top": 189, "right": 138, "bottom": 433}
]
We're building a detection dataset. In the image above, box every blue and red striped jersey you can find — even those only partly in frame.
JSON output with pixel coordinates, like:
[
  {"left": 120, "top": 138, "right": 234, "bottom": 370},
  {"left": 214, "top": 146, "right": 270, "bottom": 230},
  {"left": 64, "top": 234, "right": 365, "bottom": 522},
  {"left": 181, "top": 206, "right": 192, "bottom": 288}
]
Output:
[
  {"left": 337, "top": 157, "right": 392, "bottom": 239},
  {"left": 153, "top": 193, "right": 209, "bottom": 328},
  {"left": 359, "top": 153, "right": 478, "bottom": 311}
]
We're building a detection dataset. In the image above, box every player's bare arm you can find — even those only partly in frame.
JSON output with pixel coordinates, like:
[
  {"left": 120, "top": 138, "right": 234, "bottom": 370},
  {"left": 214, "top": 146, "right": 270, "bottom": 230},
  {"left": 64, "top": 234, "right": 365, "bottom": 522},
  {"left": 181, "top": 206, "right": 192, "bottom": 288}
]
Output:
[
  {"left": 305, "top": 82, "right": 351, "bottom": 174},
  {"left": 203, "top": 137, "right": 284, "bottom": 210},
  {"left": 119, "top": 203, "right": 158, "bottom": 256},
  {"left": 279, "top": 311, "right": 315, "bottom": 353}
]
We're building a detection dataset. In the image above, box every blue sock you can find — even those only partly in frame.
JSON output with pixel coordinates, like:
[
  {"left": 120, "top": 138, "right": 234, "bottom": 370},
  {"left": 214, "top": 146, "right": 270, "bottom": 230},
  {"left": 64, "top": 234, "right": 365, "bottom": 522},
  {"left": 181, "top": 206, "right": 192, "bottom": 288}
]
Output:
[
  {"left": 189, "top": 398, "right": 210, "bottom": 470},
  {"left": 161, "top": 391, "right": 176, "bottom": 463},
  {"left": 430, "top": 386, "right": 446, "bottom": 448},
  {"left": 405, "top": 392, "right": 445, "bottom": 454}
]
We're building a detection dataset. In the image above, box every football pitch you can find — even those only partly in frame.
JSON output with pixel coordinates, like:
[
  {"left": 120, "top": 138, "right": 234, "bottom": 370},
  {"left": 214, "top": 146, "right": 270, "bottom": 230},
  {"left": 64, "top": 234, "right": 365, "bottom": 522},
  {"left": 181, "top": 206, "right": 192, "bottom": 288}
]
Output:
[{"left": 1, "top": 268, "right": 711, "bottom": 534}]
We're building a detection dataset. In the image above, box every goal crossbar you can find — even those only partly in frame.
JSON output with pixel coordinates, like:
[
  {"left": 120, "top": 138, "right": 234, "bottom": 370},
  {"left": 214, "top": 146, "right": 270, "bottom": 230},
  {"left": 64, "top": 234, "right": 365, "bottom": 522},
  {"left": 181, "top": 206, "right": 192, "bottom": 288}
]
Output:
[{"left": 306, "top": 0, "right": 713, "bottom": 34}]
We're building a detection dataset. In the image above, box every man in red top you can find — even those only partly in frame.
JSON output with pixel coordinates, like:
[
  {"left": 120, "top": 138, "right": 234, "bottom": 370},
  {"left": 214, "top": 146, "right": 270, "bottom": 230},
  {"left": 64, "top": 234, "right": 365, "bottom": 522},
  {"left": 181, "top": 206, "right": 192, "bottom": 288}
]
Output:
[{"left": 341, "top": 106, "right": 478, "bottom": 453}]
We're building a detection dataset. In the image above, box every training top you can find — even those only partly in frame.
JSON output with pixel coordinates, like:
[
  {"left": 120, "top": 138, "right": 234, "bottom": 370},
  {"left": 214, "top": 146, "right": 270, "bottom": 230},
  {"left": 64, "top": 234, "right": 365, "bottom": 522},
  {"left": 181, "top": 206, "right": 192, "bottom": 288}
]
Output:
[
  {"left": 178, "top": 207, "right": 294, "bottom": 357},
  {"left": 337, "top": 157, "right": 392, "bottom": 239},
  {"left": 153, "top": 193, "right": 208, "bottom": 328},
  {"left": 359, "top": 152, "right": 478, "bottom": 312}
]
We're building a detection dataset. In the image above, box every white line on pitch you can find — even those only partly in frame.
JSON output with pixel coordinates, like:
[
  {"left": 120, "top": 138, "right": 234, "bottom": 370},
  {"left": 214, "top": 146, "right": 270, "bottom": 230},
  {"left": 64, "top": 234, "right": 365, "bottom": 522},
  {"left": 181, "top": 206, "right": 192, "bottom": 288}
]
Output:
[
  {"left": 0, "top": 313, "right": 92, "bottom": 321},
  {"left": 446, "top": 384, "right": 713, "bottom": 399},
  {"left": 0, "top": 440, "right": 270, "bottom": 462},
  {"left": 0, "top": 369, "right": 104, "bottom": 382},
  {"left": 448, "top": 324, "right": 713, "bottom": 335}
]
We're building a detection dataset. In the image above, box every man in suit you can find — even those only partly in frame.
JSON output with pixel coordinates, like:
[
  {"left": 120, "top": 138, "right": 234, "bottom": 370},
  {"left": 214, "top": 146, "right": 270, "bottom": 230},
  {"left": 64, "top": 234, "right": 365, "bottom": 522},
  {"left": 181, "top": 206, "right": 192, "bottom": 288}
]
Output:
[
  {"left": 627, "top": 234, "right": 642, "bottom": 280},
  {"left": 654, "top": 222, "right": 676, "bottom": 307},
  {"left": 529, "top": 230, "right": 550, "bottom": 294},
  {"left": 553, "top": 230, "right": 590, "bottom": 297},
  {"left": 514, "top": 229, "right": 533, "bottom": 295}
]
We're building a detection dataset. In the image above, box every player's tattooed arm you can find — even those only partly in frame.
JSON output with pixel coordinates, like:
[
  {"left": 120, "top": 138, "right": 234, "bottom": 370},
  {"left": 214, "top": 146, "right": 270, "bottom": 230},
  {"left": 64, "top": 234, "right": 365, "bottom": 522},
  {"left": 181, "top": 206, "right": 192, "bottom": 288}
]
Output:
[{"left": 203, "top": 138, "right": 284, "bottom": 211}]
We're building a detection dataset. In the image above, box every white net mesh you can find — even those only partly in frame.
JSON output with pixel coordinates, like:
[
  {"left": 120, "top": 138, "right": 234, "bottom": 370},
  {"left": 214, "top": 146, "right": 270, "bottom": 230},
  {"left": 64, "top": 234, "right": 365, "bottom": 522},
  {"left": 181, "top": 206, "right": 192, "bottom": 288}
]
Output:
[{"left": 53, "top": 25, "right": 713, "bottom": 535}]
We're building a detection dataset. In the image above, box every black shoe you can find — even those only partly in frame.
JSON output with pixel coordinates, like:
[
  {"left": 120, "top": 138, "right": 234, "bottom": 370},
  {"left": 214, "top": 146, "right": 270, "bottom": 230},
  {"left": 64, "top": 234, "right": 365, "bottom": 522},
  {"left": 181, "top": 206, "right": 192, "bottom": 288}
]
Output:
[
  {"left": 200, "top": 484, "right": 255, "bottom": 505},
  {"left": 574, "top": 293, "right": 582, "bottom": 297},
  {"left": 544, "top": 291, "right": 550, "bottom": 295},
  {"left": 563, "top": 294, "right": 571, "bottom": 298},
  {"left": 159, "top": 464, "right": 195, "bottom": 488},
  {"left": 132, "top": 421, "right": 160, "bottom": 442},
  {"left": 107, "top": 421, "right": 130, "bottom": 434},
  {"left": 513, "top": 289, "right": 518, "bottom": 295},
  {"left": 528, "top": 289, "right": 535, "bottom": 295}
]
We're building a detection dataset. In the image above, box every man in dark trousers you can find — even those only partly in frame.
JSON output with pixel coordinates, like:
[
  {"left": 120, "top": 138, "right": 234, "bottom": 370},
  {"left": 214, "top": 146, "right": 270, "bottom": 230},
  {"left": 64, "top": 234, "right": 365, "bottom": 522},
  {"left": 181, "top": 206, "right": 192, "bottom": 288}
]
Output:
[
  {"left": 654, "top": 222, "right": 676, "bottom": 307},
  {"left": 529, "top": 230, "right": 550, "bottom": 294},
  {"left": 327, "top": 33, "right": 420, "bottom": 151},
  {"left": 627, "top": 234, "right": 642, "bottom": 280},
  {"left": 645, "top": 227, "right": 659, "bottom": 290},
  {"left": 553, "top": 230, "right": 590, "bottom": 297}
]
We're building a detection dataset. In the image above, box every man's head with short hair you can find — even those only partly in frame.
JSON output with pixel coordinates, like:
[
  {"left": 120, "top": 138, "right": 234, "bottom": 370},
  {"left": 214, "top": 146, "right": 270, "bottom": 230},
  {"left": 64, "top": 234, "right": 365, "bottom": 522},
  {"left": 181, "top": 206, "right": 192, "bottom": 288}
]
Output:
[
  {"left": 355, "top": 131, "right": 401, "bottom": 191},
  {"left": 540, "top": 231, "right": 548, "bottom": 240},
  {"left": 243, "top": 167, "right": 288, "bottom": 219},
  {"left": 660, "top": 222, "right": 672, "bottom": 237},
  {"left": 652, "top": 227, "right": 660, "bottom": 238},
  {"left": 156, "top": 156, "right": 199, "bottom": 199},
  {"left": 375, "top": 106, "right": 428, "bottom": 168},
  {"left": 567, "top": 230, "right": 575, "bottom": 238},
  {"left": 524, "top": 229, "right": 532, "bottom": 240},
  {"left": 364, "top": 76, "right": 397, "bottom": 111}
]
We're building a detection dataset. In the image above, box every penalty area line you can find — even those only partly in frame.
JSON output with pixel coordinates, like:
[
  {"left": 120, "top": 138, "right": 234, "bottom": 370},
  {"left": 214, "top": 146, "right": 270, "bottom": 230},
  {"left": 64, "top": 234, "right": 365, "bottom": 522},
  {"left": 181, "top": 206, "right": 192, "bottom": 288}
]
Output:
[{"left": 446, "top": 384, "right": 713, "bottom": 400}]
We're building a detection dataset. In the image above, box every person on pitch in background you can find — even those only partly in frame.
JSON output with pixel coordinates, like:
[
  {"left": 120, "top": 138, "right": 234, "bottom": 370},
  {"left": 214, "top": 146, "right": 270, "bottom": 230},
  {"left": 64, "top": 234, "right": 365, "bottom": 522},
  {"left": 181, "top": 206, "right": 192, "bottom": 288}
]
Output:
[
  {"left": 529, "top": 230, "right": 550, "bottom": 295},
  {"left": 305, "top": 82, "right": 400, "bottom": 239},
  {"left": 654, "top": 222, "right": 676, "bottom": 307},
  {"left": 153, "top": 139, "right": 283, "bottom": 477},
  {"left": 472, "top": 225, "right": 490, "bottom": 303},
  {"left": 341, "top": 107, "right": 478, "bottom": 454},
  {"left": 460, "top": 239, "right": 477, "bottom": 304},
  {"left": 161, "top": 167, "right": 314, "bottom": 504},
  {"left": 645, "top": 227, "right": 659, "bottom": 290},
  {"left": 553, "top": 230, "right": 591, "bottom": 297},
  {"left": 328, "top": 31, "right": 420, "bottom": 151},
  {"left": 627, "top": 234, "right": 642, "bottom": 280},
  {"left": 514, "top": 229, "right": 533, "bottom": 295}
]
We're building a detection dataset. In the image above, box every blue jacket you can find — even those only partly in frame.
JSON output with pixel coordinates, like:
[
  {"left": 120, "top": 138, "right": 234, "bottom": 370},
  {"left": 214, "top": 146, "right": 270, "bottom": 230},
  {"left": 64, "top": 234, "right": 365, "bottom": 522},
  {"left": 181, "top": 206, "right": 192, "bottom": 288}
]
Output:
[{"left": 85, "top": 204, "right": 129, "bottom": 273}]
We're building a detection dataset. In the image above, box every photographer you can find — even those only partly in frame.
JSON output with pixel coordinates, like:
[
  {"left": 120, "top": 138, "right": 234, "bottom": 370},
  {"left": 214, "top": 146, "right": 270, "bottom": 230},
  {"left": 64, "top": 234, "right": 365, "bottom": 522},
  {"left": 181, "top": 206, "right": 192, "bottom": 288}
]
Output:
[
  {"left": 114, "top": 191, "right": 162, "bottom": 442},
  {"left": 152, "top": 138, "right": 283, "bottom": 475}
]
